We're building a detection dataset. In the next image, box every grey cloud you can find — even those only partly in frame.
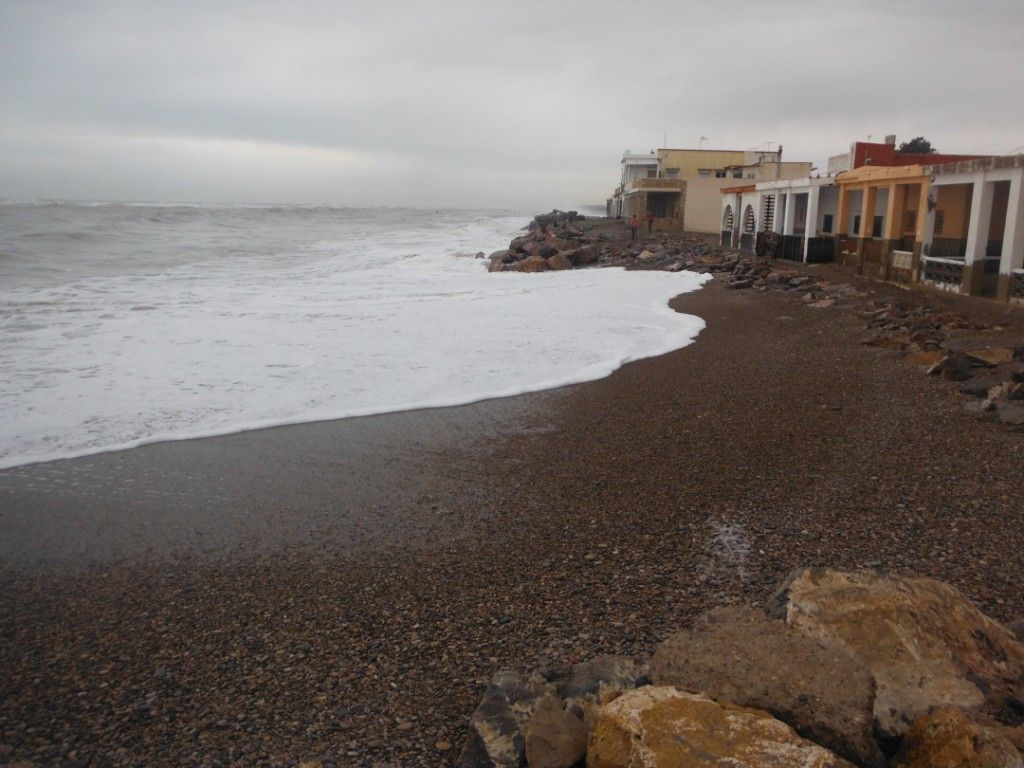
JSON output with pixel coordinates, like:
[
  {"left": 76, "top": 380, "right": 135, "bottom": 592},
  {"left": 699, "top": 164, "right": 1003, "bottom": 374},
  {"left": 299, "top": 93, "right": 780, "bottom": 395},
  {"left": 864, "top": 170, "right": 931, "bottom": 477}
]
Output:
[{"left": 1, "top": 0, "right": 1023, "bottom": 207}]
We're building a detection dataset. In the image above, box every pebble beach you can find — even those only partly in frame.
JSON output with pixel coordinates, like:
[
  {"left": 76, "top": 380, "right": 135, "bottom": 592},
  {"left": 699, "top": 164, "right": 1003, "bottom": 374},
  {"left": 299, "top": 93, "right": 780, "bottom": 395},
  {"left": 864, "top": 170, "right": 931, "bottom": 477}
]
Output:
[{"left": 3, "top": 257, "right": 1024, "bottom": 767}]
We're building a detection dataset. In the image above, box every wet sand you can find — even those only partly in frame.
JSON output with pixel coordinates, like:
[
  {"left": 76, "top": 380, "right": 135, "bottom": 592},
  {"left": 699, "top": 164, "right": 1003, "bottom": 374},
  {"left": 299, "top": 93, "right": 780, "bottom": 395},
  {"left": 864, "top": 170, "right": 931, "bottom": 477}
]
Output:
[
  {"left": 0, "top": 388, "right": 551, "bottom": 568},
  {"left": 2, "top": 277, "right": 1023, "bottom": 767}
]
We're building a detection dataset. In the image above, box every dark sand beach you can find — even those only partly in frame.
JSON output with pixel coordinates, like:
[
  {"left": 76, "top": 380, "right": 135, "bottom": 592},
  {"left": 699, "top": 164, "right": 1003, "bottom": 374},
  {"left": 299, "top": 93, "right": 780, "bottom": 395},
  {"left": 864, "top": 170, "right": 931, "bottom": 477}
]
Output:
[{"left": 3, "top": 275, "right": 1024, "bottom": 767}]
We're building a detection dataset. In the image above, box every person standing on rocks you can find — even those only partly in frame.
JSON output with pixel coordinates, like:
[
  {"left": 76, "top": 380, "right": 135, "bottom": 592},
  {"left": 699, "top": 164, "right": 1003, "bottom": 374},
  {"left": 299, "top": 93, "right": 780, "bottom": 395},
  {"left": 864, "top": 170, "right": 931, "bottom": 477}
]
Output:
[
  {"left": 645, "top": 209, "right": 655, "bottom": 235},
  {"left": 629, "top": 213, "right": 639, "bottom": 240}
]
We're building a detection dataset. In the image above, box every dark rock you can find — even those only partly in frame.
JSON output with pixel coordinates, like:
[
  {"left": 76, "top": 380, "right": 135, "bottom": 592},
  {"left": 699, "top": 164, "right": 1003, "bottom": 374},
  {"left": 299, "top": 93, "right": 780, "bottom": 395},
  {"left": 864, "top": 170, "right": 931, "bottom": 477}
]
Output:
[
  {"left": 523, "top": 695, "right": 587, "bottom": 768},
  {"left": 546, "top": 254, "right": 572, "bottom": 271},
  {"left": 996, "top": 402, "right": 1024, "bottom": 426},
  {"left": 960, "top": 375, "right": 1013, "bottom": 397},
  {"left": 518, "top": 255, "right": 549, "bottom": 273},
  {"left": 1008, "top": 618, "right": 1024, "bottom": 642},
  {"left": 458, "top": 670, "right": 553, "bottom": 768},
  {"left": 575, "top": 246, "right": 598, "bottom": 265}
]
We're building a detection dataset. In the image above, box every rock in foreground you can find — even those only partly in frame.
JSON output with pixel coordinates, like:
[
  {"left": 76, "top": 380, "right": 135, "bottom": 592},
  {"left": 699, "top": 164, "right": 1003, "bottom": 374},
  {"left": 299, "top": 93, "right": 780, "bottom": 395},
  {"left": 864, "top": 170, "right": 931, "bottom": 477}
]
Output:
[
  {"left": 769, "top": 567, "right": 1024, "bottom": 740},
  {"left": 651, "top": 605, "right": 883, "bottom": 766},
  {"left": 587, "top": 686, "right": 855, "bottom": 768}
]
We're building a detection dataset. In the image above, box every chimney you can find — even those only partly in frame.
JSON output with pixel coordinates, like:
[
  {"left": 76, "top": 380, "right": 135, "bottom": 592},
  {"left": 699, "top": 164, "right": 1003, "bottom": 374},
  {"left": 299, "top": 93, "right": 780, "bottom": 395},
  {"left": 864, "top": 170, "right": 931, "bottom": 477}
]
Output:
[{"left": 776, "top": 145, "right": 783, "bottom": 179}]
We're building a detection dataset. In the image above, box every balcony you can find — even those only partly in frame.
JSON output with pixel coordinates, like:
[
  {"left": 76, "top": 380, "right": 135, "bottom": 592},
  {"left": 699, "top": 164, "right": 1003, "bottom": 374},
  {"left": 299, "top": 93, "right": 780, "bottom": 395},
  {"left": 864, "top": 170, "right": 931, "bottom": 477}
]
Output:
[{"left": 625, "top": 178, "right": 685, "bottom": 192}]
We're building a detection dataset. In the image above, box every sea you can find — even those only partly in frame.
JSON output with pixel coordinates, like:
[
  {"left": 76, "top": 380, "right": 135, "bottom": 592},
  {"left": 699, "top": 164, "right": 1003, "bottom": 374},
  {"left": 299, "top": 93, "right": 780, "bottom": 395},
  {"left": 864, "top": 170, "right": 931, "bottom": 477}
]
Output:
[{"left": 0, "top": 202, "right": 709, "bottom": 469}]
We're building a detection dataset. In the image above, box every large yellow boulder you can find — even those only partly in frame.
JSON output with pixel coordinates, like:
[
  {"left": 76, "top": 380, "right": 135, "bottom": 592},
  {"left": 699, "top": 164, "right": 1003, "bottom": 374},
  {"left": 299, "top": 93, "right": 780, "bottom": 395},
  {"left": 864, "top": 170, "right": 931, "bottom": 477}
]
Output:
[
  {"left": 587, "top": 686, "right": 854, "bottom": 768},
  {"left": 769, "top": 568, "right": 1024, "bottom": 739}
]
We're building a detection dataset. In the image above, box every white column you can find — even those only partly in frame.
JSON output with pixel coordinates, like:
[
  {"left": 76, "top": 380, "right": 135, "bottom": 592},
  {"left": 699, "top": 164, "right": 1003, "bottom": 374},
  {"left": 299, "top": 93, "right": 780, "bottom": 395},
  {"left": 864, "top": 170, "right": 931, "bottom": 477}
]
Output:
[
  {"left": 783, "top": 191, "right": 797, "bottom": 236},
  {"left": 772, "top": 194, "right": 785, "bottom": 233},
  {"left": 804, "top": 186, "right": 820, "bottom": 263},
  {"left": 964, "top": 177, "right": 994, "bottom": 265},
  {"left": 1001, "top": 172, "right": 1024, "bottom": 275}
]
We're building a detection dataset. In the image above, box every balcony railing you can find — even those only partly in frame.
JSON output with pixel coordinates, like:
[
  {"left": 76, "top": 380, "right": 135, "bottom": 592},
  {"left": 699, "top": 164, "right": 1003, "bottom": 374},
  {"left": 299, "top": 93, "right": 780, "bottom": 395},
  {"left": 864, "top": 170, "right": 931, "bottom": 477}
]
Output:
[
  {"left": 921, "top": 256, "right": 964, "bottom": 290},
  {"left": 625, "top": 178, "right": 685, "bottom": 192}
]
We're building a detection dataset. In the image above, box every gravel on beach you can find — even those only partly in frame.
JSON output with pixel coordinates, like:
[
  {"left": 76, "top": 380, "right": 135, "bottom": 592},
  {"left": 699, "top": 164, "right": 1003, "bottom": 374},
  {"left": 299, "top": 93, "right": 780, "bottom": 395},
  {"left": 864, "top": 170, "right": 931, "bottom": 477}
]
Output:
[{"left": 2, "top": 277, "right": 1024, "bottom": 767}]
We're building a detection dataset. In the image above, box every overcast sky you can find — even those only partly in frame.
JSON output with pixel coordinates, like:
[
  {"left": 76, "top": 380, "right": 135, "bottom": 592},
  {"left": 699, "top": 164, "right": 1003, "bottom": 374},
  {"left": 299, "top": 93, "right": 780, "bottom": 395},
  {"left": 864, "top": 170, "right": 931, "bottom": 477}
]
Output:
[{"left": 2, "top": 0, "right": 1023, "bottom": 210}]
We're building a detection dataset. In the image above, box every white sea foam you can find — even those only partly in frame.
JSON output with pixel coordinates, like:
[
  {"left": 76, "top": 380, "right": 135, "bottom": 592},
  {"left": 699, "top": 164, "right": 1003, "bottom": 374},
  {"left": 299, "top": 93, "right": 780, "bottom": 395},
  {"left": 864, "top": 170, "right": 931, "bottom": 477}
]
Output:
[{"left": 0, "top": 204, "right": 709, "bottom": 468}]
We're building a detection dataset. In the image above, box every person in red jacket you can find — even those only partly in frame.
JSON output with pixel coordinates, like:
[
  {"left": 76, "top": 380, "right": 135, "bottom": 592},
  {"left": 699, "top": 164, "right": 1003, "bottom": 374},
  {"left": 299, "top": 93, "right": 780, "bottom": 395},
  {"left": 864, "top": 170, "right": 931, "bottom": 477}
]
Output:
[
  {"left": 645, "top": 209, "right": 655, "bottom": 234},
  {"left": 629, "top": 213, "right": 639, "bottom": 240}
]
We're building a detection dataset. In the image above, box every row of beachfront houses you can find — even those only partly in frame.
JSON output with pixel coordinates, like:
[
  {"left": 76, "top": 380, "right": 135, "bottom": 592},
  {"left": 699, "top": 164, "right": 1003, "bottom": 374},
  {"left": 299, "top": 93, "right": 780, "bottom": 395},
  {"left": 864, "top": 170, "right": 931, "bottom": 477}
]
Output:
[
  {"left": 608, "top": 137, "right": 1024, "bottom": 304},
  {"left": 722, "top": 154, "right": 1024, "bottom": 303}
]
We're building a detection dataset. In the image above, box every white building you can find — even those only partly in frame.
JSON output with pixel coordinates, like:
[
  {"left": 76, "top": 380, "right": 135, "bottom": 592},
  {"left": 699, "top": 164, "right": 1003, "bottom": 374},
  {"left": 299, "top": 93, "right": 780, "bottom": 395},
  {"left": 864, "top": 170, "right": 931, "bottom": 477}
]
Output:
[
  {"left": 607, "top": 151, "right": 660, "bottom": 218},
  {"left": 721, "top": 177, "right": 839, "bottom": 262},
  {"left": 921, "top": 155, "right": 1024, "bottom": 302}
]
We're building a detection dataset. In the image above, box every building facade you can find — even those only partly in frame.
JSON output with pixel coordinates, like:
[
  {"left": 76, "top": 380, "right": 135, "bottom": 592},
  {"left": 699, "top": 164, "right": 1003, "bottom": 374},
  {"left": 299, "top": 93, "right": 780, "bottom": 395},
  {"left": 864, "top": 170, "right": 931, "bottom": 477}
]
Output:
[
  {"left": 919, "top": 155, "right": 1024, "bottom": 302},
  {"left": 612, "top": 147, "right": 813, "bottom": 234}
]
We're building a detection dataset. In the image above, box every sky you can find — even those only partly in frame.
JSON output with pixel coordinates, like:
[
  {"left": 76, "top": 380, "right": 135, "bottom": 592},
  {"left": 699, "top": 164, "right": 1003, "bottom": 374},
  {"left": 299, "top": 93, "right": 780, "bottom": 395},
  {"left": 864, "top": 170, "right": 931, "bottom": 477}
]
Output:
[{"left": 1, "top": 0, "right": 1023, "bottom": 210}]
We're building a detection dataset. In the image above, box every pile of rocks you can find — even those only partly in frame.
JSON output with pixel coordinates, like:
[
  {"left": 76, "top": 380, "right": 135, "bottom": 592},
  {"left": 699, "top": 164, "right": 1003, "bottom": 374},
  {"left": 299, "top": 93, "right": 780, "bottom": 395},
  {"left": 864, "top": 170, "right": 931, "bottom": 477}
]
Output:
[
  {"left": 707, "top": 254, "right": 1024, "bottom": 426},
  {"left": 856, "top": 303, "right": 1024, "bottom": 424},
  {"left": 487, "top": 215, "right": 732, "bottom": 274},
  {"left": 457, "top": 568, "right": 1024, "bottom": 767}
]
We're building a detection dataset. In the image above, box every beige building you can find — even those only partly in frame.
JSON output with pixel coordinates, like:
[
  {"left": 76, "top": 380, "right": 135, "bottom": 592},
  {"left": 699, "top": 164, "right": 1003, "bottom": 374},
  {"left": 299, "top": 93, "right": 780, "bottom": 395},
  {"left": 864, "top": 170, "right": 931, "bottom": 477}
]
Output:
[{"left": 610, "top": 147, "right": 814, "bottom": 234}]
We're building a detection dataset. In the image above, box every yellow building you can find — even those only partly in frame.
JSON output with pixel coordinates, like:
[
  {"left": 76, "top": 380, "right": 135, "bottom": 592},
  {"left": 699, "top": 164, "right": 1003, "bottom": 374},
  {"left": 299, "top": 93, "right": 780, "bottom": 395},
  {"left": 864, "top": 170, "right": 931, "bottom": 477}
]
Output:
[
  {"left": 612, "top": 147, "right": 814, "bottom": 234},
  {"left": 656, "top": 149, "right": 746, "bottom": 179},
  {"left": 834, "top": 165, "right": 931, "bottom": 283}
]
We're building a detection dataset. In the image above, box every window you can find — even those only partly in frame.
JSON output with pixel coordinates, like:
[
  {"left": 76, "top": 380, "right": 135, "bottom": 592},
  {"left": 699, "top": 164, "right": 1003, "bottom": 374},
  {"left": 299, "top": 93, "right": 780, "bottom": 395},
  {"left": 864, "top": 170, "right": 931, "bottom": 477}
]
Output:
[
  {"left": 732, "top": 171, "right": 743, "bottom": 178},
  {"left": 714, "top": 170, "right": 726, "bottom": 178},
  {"left": 665, "top": 168, "right": 679, "bottom": 179},
  {"left": 822, "top": 214, "right": 833, "bottom": 234},
  {"left": 934, "top": 210, "right": 945, "bottom": 235},
  {"left": 872, "top": 216, "right": 883, "bottom": 238},
  {"left": 646, "top": 168, "right": 657, "bottom": 178},
  {"left": 853, "top": 214, "right": 861, "bottom": 234},
  {"left": 699, "top": 169, "right": 712, "bottom": 178}
]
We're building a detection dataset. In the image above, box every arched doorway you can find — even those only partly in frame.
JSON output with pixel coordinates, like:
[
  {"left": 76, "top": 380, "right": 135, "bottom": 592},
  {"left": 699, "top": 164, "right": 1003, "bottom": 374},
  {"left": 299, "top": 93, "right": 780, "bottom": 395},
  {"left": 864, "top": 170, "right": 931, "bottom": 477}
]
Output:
[
  {"left": 740, "top": 205, "right": 755, "bottom": 252},
  {"left": 721, "top": 205, "right": 735, "bottom": 247}
]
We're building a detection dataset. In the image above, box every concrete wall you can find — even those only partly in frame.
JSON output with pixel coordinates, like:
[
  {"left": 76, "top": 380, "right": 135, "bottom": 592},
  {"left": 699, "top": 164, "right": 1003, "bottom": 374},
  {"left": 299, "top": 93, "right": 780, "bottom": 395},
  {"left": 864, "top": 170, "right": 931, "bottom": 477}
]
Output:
[
  {"left": 685, "top": 178, "right": 754, "bottom": 233},
  {"left": 754, "top": 162, "right": 815, "bottom": 181}
]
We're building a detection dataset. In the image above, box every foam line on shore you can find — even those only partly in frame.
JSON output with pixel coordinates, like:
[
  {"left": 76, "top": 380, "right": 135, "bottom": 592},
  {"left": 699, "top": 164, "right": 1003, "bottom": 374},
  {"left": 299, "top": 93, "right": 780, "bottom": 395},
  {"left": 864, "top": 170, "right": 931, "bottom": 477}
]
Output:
[{"left": 0, "top": 270, "right": 710, "bottom": 470}]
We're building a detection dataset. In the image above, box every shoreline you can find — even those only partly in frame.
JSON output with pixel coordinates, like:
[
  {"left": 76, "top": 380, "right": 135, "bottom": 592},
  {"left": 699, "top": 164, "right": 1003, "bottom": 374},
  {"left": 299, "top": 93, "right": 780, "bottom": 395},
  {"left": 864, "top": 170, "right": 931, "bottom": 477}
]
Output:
[
  {"left": 0, "top": 266, "right": 707, "bottom": 475},
  {"left": 3, "top": 252, "right": 1024, "bottom": 766}
]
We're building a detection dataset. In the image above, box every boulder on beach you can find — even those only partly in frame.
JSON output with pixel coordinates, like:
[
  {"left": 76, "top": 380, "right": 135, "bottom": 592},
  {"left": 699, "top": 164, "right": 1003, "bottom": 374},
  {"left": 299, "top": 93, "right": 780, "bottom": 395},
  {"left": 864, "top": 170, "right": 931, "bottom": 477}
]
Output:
[
  {"left": 518, "top": 255, "right": 549, "bottom": 273},
  {"left": 768, "top": 567, "right": 1024, "bottom": 740},
  {"left": 546, "top": 253, "right": 572, "bottom": 271},
  {"left": 651, "top": 605, "right": 883, "bottom": 767},
  {"left": 458, "top": 656, "right": 647, "bottom": 768},
  {"left": 587, "top": 686, "right": 855, "bottom": 768},
  {"left": 459, "top": 670, "right": 554, "bottom": 768},
  {"left": 523, "top": 695, "right": 587, "bottom": 768}
]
